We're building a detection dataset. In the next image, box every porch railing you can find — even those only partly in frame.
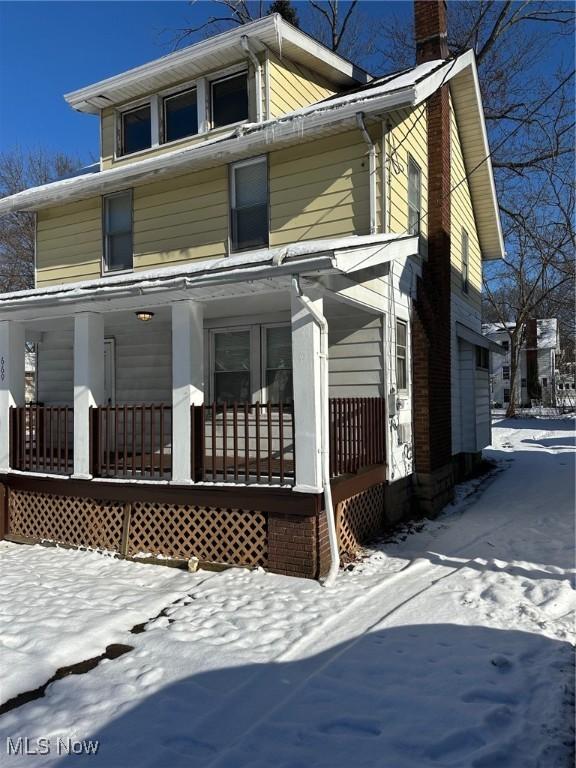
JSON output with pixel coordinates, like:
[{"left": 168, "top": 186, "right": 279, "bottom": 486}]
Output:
[
  {"left": 195, "top": 402, "right": 295, "bottom": 485},
  {"left": 329, "top": 397, "right": 386, "bottom": 478},
  {"left": 10, "top": 405, "right": 74, "bottom": 475},
  {"left": 91, "top": 405, "right": 172, "bottom": 480}
]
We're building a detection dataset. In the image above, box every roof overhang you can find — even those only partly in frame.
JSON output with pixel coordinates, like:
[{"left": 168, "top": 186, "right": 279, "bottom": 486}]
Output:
[
  {"left": 64, "top": 15, "right": 369, "bottom": 114},
  {"left": 457, "top": 322, "right": 505, "bottom": 354},
  {"left": 0, "top": 233, "right": 417, "bottom": 323}
]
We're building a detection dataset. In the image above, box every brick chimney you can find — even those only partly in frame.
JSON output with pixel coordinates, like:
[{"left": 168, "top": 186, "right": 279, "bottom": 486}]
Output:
[
  {"left": 411, "top": 0, "right": 454, "bottom": 514},
  {"left": 414, "top": 0, "right": 449, "bottom": 63}
]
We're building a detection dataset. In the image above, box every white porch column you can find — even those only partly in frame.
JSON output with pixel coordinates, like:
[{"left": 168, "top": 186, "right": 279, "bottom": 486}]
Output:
[
  {"left": 0, "top": 321, "right": 25, "bottom": 472},
  {"left": 172, "top": 300, "right": 204, "bottom": 484},
  {"left": 73, "top": 312, "right": 104, "bottom": 479},
  {"left": 291, "top": 287, "right": 323, "bottom": 493}
]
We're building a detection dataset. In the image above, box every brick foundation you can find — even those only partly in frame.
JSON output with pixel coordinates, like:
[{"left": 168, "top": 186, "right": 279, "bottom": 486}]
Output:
[{"left": 267, "top": 511, "right": 331, "bottom": 580}]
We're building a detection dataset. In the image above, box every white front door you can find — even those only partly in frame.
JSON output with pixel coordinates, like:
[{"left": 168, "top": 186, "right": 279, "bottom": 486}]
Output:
[{"left": 104, "top": 338, "right": 116, "bottom": 405}]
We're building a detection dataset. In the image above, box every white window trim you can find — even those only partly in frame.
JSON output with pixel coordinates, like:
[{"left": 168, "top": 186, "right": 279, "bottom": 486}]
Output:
[
  {"left": 407, "top": 155, "right": 421, "bottom": 236},
  {"left": 395, "top": 318, "right": 409, "bottom": 395},
  {"left": 160, "top": 84, "right": 198, "bottom": 145},
  {"left": 209, "top": 68, "right": 250, "bottom": 131},
  {"left": 229, "top": 155, "right": 269, "bottom": 254},
  {"left": 115, "top": 99, "right": 154, "bottom": 160},
  {"left": 102, "top": 189, "right": 134, "bottom": 276}
]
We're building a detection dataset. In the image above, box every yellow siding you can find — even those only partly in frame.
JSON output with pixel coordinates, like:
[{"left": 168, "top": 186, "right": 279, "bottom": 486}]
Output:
[
  {"left": 450, "top": 94, "right": 482, "bottom": 308},
  {"left": 266, "top": 52, "right": 337, "bottom": 118},
  {"left": 133, "top": 166, "right": 228, "bottom": 270},
  {"left": 386, "top": 105, "right": 428, "bottom": 243},
  {"left": 269, "top": 128, "right": 378, "bottom": 245},
  {"left": 36, "top": 199, "right": 102, "bottom": 286}
]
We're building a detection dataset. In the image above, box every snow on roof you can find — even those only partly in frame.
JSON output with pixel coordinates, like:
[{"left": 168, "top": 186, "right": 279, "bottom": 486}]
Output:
[{"left": 482, "top": 322, "right": 516, "bottom": 336}]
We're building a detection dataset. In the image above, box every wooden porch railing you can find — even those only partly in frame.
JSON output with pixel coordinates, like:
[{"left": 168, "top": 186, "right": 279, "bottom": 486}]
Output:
[
  {"left": 194, "top": 402, "right": 295, "bottom": 485},
  {"left": 10, "top": 405, "right": 74, "bottom": 474},
  {"left": 91, "top": 405, "right": 172, "bottom": 480},
  {"left": 329, "top": 397, "right": 386, "bottom": 478}
]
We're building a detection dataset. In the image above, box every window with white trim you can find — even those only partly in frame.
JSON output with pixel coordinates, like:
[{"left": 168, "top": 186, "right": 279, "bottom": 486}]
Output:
[
  {"left": 211, "top": 72, "right": 248, "bottom": 128},
  {"left": 264, "top": 326, "right": 293, "bottom": 402},
  {"left": 396, "top": 320, "right": 408, "bottom": 390},
  {"left": 120, "top": 104, "right": 151, "bottom": 156},
  {"left": 408, "top": 157, "right": 421, "bottom": 235},
  {"left": 230, "top": 157, "right": 269, "bottom": 252},
  {"left": 163, "top": 88, "right": 198, "bottom": 143},
  {"left": 212, "top": 329, "right": 252, "bottom": 404},
  {"left": 462, "top": 228, "right": 469, "bottom": 293},
  {"left": 103, "top": 190, "right": 133, "bottom": 273}
]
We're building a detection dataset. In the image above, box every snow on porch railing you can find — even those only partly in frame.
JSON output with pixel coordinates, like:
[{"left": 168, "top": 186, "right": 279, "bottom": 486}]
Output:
[
  {"left": 329, "top": 397, "right": 386, "bottom": 478},
  {"left": 10, "top": 405, "right": 74, "bottom": 475},
  {"left": 91, "top": 405, "right": 172, "bottom": 480}
]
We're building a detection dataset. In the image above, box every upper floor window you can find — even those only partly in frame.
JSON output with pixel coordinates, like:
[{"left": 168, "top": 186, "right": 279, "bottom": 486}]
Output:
[
  {"left": 396, "top": 320, "right": 408, "bottom": 390},
  {"left": 163, "top": 88, "right": 198, "bottom": 143},
  {"left": 501, "top": 340, "right": 509, "bottom": 351},
  {"left": 212, "top": 72, "right": 248, "bottom": 128},
  {"left": 121, "top": 104, "right": 151, "bottom": 156},
  {"left": 462, "top": 228, "right": 469, "bottom": 293},
  {"left": 502, "top": 365, "right": 510, "bottom": 380},
  {"left": 230, "top": 157, "right": 268, "bottom": 252},
  {"left": 103, "top": 191, "right": 133, "bottom": 273},
  {"left": 408, "top": 157, "right": 421, "bottom": 235}
]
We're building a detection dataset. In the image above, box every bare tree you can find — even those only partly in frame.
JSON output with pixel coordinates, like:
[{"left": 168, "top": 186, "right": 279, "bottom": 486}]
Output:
[
  {"left": 170, "top": 0, "right": 374, "bottom": 63},
  {"left": 0, "top": 148, "right": 80, "bottom": 293}
]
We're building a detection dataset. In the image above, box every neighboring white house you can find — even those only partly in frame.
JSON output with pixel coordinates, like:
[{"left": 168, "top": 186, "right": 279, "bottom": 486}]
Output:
[{"left": 483, "top": 318, "right": 560, "bottom": 407}]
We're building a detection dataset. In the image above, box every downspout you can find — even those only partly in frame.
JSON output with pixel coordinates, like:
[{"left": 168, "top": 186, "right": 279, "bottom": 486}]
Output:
[
  {"left": 241, "top": 36, "right": 263, "bottom": 123},
  {"left": 356, "top": 112, "right": 377, "bottom": 235},
  {"left": 292, "top": 275, "right": 340, "bottom": 588}
]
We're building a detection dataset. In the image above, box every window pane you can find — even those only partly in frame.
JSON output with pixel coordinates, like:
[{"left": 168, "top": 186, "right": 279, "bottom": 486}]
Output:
[
  {"left": 106, "top": 193, "right": 131, "bottom": 234},
  {"left": 122, "top": 105, "right": 151, "bottom": 155},
  {"left": 408, "top": 160, "right": 420, "bottom": 207},
  {"left": 266, "top": 327, "right": 292, "bottom": 369},
  {"left": 108, "top": 233, "right": 133, "bottom": 271},
  {"left": 212, "top": 74, "right": 248, "bottom": 128},
  {"left": 232, "top": 206, "right": 268, "bottom": 250},
  {"left": 266, "top": 369, "right": 293, "bottom": 402},
  {"left": 164, "top": 89, "right": 198, "bottom": 143},
  {"left": 214, "top": 371, "right": 251, "bottom": 403},
  {"left": 234, "top": 161, "right": 267, "bottom": 208},
  {"left": 396, "top": 321, "right": 407, "bottom": 348},
  {"left": 214, "top": 331, "right": 250, "bottom": 372}
]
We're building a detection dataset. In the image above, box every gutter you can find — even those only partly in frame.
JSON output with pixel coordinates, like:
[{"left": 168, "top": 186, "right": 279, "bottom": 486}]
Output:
[
  {"left": 355, "top": 112, "right": 378, "bottom": 235},
  {"left": 292, "top": 275, "right": 340, "bottom": 588},
  {"left": 241, "top": 36, "right": 263, "bottom": 123}
]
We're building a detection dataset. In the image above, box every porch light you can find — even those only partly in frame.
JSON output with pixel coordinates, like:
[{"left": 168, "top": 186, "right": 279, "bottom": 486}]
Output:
[{"left": 135, "top": 311, "right": 154, "bottom": 322}]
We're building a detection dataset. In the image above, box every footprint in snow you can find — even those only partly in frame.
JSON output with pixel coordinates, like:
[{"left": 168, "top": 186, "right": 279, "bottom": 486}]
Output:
[{"left": 319, "top": 718, "right": 382, "bottom": 737}]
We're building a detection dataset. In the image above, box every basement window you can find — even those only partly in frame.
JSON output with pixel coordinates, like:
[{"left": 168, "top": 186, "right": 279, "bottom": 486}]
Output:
[
  {"left": 163, "top": 88, "right": 198, "bottom": 143},
  {"left": 230, "top": 156, "right": 269, "bottom": 251},
  {"left": 407, "top": 157, "right": 421, "bottom": 235},
  {"left": 211, "top": 72, "right": 248, "bottom": 128},
  {"left": 120, "top": 104, "right": 151, "bottom": 155},
  {"left": 103, "top": 191, "right": 133, "bottom": 273}
]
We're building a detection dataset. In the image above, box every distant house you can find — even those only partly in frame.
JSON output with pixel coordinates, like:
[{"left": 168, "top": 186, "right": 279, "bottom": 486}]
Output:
[
  {"left": 483, "top": 319, "right": 560, "bottom": 407},
  {"left": 0, "top": 4, "right": 504, "bottom": 579}
]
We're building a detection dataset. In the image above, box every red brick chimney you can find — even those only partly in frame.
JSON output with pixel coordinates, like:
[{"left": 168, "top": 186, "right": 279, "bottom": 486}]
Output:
[
  {"left": 414, "top": 0, "right": 449, "bottom": 63},
  {"left": 411, "top": 0, "right": 454, "bottom": 513}
]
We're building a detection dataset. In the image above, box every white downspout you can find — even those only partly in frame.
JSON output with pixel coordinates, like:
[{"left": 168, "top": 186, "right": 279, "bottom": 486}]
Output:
[
  {"left": 356, "top": 112, "right": 377, "bottom": 235},
  {"left": 292, "top": 276, "right": 340, "bottom": 587},
  {"left": 241, "top": 36, "right": 263, "bottom": 123}
]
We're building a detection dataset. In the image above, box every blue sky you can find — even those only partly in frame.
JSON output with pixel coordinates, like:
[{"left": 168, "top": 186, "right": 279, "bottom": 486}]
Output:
[{"left": 0, "top": 1, "right": 411, "bottom": 163}]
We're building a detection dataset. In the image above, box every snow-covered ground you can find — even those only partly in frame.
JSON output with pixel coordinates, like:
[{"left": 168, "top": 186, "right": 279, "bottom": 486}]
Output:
[{"left": 0, "top": 417, "right": 574, "bottom": 767}]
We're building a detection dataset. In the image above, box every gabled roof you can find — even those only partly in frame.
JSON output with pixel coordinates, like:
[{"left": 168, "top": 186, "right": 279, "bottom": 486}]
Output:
[
  {"left": 0, "top": 50, "right": 504, "bottom": 260},
  {"left": 65, "top": 15, "right": 369, "bottom": 114},
  {"left": 483, "top": 319, "right": 560, "bottom": 350}
]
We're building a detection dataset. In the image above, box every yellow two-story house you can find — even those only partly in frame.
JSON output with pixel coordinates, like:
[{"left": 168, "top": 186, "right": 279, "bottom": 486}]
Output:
[{"left": 0, "top": 7, "right": 504, "bottom": 580}]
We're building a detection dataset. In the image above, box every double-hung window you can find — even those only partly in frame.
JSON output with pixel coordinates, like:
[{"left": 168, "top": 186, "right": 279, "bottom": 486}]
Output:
[
  {"left": 211, "top": 72, "right": 248, "bottom": 128},
  {"left": 462, "top": 229, "right": 469, "bottom": 293},
  {"left": 163, "top": 88, "right": 198, "bottom": 143},
  {"left": 408, "top": 157, "right": 421, "bottom": 235},
  {"left": 502, "top": 365, "right": 510, "bottom": 380},
  {"left": 120, "top": 104, "right": 151, "bottom": 156},
  {"left": 396, "top": 320, "right": 408, "bottom": 390},
  {"left": 230, "top": 157, "right": 269, "bottom": 251},
  {"left": 264, "top": 326, "right": 293, "bottom": 402},
  {"left": 103, "top": 191, "right": 133, "bottom": 273}
]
